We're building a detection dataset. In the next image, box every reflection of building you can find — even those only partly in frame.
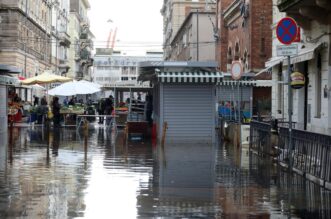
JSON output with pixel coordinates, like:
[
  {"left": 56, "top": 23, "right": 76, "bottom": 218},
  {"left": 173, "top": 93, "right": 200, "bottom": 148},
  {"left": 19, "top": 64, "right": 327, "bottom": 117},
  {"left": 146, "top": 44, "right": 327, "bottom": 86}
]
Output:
[
  {"left": 93, "top": 49, "right": 163, "bottom": 88},
  {"left": 68, "top": 0, "right": 94, "bottom": 80},
  {"left": 161, "top": 0, "right": 213, "bottom": 60},
  {"left": 269, "top": 0, "right": 331, "bottom": 134},
  {"left": 0, "top": 0, "right": 52, "bottom": 78}
]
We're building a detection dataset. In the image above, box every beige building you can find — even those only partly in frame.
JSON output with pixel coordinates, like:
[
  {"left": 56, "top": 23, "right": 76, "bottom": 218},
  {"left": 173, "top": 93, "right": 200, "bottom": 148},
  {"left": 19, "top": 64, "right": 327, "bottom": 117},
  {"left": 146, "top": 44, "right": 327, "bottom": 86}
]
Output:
[
  {"left": 168, "top": 11, "right": 216, "bottom": 61},
  {"left": 0, "top": 0, "right": 53, "bottom": 78},
  {"left": 50, "top": 0, "right": 71, "bottom": 76},
  {"left": 161, "top": 0, "right": 214, "bottom": 60},
  {"left": 68, "top": 0, "right": 93, "bottom": 80},
  {"left": 269, "top": 0, "right": 331, "bottom": 134}
]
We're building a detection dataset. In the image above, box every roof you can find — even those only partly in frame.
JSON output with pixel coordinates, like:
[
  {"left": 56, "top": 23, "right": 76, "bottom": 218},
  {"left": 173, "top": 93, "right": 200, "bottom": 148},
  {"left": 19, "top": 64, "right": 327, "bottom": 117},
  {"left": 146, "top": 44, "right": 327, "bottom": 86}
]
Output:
[
  {"left": 138, "top": 61, "right": 221, "bottom": 84},
  {"left": 0, "top": 64, "right": 22, "bottom": 74}
]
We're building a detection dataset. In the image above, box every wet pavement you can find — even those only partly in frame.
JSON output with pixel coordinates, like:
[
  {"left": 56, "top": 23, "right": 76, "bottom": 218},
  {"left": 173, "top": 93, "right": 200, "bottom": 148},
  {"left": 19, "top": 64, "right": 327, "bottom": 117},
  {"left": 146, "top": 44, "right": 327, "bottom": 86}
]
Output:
[{"left": 0, "top": 125, "right": 330, "bottom": 218}]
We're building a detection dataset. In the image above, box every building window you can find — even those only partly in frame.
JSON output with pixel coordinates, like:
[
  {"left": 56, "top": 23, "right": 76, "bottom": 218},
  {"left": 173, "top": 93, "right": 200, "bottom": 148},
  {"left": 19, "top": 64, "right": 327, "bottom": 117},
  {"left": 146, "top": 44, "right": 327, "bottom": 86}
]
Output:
[{"left": 315, "top": 53, "right": 322, "bottom": 118}]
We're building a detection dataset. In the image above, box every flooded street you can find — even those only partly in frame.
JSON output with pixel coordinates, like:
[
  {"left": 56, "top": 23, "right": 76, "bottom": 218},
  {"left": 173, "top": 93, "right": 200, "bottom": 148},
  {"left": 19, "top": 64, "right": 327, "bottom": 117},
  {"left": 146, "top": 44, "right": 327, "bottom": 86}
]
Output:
[{"left": 0, "top": 126, "right": 330, "bottom": 219}]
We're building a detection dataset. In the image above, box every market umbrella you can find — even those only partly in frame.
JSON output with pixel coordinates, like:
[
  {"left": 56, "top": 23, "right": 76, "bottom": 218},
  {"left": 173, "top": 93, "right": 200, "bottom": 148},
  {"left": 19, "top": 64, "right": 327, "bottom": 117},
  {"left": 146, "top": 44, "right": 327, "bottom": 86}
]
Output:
[
  {"left": 78, "top": 80, "right": 102, "bottom": 89},
  {"left": 21, "top": 70, "right": 72, "bottom": 85},
  {"left": 48, "top": 80, "right": 101, "bottom": 96}
]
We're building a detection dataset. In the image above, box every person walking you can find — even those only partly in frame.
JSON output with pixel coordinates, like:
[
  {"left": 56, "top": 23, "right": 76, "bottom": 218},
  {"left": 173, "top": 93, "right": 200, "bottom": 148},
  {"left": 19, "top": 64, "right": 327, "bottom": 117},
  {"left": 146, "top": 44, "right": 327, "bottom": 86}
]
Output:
[{"left": 52, "top": 96, "right": 61, "bottom": 127}]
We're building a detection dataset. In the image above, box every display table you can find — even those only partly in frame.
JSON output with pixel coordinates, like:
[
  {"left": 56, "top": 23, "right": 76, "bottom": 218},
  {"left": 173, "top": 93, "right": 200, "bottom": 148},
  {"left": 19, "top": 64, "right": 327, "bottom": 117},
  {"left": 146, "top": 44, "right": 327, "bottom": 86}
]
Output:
[{"left": 126, "top": 121, "right": 149, "bottom": 141}]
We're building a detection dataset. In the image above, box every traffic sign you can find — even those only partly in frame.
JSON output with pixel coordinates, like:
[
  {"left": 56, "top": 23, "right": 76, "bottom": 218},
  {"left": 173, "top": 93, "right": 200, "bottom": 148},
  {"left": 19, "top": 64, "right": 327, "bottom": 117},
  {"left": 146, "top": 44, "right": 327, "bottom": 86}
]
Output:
[
  {"left": 231, "top": 61, "right": 243, "bottom": 80},
  {"left": 276, "top": 17, "right": 298, "bottom": 45},
  {"left": 276, "top": 44, "right": 298, "bottom": 56}
]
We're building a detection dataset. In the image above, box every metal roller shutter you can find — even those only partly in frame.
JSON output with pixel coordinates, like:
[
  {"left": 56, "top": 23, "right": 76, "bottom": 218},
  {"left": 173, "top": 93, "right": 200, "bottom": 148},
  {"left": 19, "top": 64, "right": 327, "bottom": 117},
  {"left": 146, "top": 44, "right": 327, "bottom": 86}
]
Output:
[{"left": 163, "top": 84, "right": 214, "bottom": 144}]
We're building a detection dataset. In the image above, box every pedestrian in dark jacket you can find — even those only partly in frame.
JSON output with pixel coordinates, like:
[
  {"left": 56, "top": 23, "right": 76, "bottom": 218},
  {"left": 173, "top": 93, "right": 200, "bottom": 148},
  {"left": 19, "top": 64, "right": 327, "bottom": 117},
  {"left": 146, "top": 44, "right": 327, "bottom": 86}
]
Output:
[
  {"left": 52, "top": 96, "right": 61, "bottom": 127},
  {"left": 104, "top": 95, "right": 114, "bottom": 126},
  {"left": 98, "top": 98, "right": 105, "bottom": 124}
]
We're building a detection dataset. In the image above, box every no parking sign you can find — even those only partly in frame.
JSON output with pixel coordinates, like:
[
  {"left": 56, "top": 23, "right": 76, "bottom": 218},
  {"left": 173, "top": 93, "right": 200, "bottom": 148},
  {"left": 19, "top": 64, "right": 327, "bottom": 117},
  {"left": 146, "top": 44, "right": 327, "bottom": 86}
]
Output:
[{"left": 276, "top": 17, "right": 298, "bottom": 45}]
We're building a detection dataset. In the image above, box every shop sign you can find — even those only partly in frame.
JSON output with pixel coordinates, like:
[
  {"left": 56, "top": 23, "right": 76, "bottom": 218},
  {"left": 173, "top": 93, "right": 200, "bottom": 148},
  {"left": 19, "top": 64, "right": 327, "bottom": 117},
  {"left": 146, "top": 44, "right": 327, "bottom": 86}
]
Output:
[
  {"left": 0, "top": 75, "right": 19, "bottom": 85},
  {"left": 290, "top": 72, "right": 305, "bottom": 89}
]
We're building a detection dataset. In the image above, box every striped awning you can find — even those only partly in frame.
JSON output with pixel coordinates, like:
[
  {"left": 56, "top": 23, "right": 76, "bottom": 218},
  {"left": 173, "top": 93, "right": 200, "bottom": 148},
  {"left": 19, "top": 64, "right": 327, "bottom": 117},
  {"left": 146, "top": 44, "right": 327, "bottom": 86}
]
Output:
[
  {"left": 218, "top": 80, "right": 256, "bottom": 86},
  {"left": 218, "top": 80, "right": 273, "bottom": 87},
  {"left": 157, "top": 72, "right": 223, "bottom": 83}
]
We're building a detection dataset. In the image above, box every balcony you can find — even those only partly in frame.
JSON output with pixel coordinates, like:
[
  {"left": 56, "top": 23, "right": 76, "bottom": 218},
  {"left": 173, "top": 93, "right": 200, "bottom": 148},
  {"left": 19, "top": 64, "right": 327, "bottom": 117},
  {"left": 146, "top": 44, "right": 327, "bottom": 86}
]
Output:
[
  {"left": 59, "top": 60, "right": 70, "bottom": 73},
  {"left": 76, "top": 72, "right": 83, "bottom": 80},
  {"left": 59, "top": 32, "right": 71, "bottom": 47},
  {"left": 277, "top": 0, "right": 331, "bottom": 26}
]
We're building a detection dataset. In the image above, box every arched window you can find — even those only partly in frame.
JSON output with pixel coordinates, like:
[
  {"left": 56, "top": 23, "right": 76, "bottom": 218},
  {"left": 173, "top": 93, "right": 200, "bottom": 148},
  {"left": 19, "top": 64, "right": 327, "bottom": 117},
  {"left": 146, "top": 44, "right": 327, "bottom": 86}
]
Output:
[
  {"left": 234, "top": 42, "right": 240, "bottom": 60},
  {"left": 243, "top": 49, "right": 248, "bottom": 70},
  {"left": 227, "top": 47, "right": 232, "bottom": 64}
]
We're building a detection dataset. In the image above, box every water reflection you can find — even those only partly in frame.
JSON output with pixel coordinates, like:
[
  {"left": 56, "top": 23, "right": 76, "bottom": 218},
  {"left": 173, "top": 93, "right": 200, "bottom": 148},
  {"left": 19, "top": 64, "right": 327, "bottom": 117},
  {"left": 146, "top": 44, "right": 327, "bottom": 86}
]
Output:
[{"left": 0, "top": 127, "right": 330, "bottom": 218}]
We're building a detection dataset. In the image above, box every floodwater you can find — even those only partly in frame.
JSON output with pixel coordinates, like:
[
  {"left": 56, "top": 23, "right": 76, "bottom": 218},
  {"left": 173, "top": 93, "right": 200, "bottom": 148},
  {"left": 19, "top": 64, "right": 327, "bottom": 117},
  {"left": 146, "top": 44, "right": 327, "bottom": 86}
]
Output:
[{"left": 0, "top": 125, "right": 330, "bottom": 219}]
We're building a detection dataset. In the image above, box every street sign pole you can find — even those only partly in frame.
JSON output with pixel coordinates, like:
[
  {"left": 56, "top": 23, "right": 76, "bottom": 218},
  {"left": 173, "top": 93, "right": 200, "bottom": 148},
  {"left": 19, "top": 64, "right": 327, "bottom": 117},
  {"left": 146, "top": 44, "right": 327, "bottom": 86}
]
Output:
[
  {"left": 287, "top": 55, "right": 293, "bottom": 172},
  {"left": 276, "top": 17, "right": 298, "bottom": 173}
]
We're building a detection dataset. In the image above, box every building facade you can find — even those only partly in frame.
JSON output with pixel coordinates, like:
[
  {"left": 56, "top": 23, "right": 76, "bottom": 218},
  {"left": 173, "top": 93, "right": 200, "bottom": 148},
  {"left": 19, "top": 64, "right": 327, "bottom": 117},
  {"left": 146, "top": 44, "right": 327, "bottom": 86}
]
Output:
[
  {"left": 161, "top": 0, "right": 213, "bottom": 60},
  {"left": 0, "top": 0, "right": 53, "bottom": 78},
  {"left": 169, "top": 11, "right": 216, "bottom": 61},
  {"left": 93, "top": 49, "right": 163, "bottom": 88},
  {"left": 68, "top": 0, "right": 93, "bottom": 80},
  {"left": 216, "top": 0, "right": 272, "bottom": 74},
  {"left": 269, "top": 0, "right": 331, "bottom": 134},
  {"left": 51, "top": 0, "right": 71, "bottom": 75}
]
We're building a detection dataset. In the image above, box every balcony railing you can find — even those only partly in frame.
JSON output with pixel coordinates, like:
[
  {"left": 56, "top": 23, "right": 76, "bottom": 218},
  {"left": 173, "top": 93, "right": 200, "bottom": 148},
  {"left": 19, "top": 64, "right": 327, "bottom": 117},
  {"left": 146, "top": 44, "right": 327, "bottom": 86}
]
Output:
[{"left": 277, "top": 0, "right": 304, "bottom": 12}]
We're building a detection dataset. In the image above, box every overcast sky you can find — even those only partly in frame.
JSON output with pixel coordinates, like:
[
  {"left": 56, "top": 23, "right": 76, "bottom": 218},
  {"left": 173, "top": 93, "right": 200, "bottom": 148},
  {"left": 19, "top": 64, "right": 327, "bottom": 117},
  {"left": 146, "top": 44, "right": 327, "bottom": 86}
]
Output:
[{"left": 88, "top": 0, "right": 164, "bottom": 55}]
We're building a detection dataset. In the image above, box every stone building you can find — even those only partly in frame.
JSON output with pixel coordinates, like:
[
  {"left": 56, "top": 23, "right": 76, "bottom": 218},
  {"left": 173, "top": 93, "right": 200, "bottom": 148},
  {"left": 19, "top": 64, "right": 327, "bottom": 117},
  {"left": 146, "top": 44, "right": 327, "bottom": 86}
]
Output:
[
  {"left": 268, "top": 0, "right": 331, "bottom": 134},
  {"left": 51, "top": 0, "right": 71, "bottom": 76},
  {"left": 68, "top": 0, "right": 93, "bottom": 80},
  {"left": 0, "top": 0, "right": 53, "bottom": 78}
]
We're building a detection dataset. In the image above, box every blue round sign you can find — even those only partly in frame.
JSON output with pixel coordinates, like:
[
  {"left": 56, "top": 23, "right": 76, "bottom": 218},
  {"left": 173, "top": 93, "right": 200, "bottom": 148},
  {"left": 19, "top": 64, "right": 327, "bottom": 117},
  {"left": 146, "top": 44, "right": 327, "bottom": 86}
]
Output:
[{"left": 276, "top": 17, "right": 298, "bottom": 45}]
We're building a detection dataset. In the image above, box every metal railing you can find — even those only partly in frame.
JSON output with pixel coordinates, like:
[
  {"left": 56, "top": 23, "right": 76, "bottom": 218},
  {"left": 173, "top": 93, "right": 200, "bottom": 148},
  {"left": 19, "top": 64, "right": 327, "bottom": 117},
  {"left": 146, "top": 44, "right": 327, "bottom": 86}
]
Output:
[
  {"left": 249, "top": 120, "right": 271, "bottom": 157},
  {"left": 278, "top": 127, "right": 331, "bottom": 186}
]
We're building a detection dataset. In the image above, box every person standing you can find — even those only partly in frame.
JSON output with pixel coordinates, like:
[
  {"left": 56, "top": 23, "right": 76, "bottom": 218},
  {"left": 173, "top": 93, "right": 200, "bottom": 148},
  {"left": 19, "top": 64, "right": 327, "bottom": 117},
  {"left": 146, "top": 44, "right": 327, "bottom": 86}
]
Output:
[
  {"left": 104, "top": 95, "right": 114, "bottom": 126},
  {"left": 33, "top": 95, "right": 39, "bottom": 106},
  {"left": 97, "top": 98, "right": 105, "bottom": 124},
  {"left": 52, "top": 96, "right": 61, "bottom": 127},
  {"left": 40, "top": 96, "right": 47, "bottom": 106},
  {"left": 63, "top": 96, "right": 69, "bottom": 106}
]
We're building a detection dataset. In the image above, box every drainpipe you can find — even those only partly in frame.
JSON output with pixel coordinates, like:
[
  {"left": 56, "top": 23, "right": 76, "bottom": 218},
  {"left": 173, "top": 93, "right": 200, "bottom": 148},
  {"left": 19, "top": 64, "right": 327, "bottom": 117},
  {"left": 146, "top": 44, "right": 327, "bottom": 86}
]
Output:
[
  {"left": 24, "top": 0, "right": 28, "bottom": 78},
  {"left": 196, "top": 9, "right": 199, "bottom": 61}
]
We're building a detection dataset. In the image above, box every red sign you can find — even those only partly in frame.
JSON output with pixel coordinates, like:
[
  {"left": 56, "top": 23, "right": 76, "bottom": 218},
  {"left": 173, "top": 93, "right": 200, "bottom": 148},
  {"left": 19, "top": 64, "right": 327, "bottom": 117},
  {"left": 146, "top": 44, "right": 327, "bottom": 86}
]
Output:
[
  {"left": 294, "top": 27, "right": 301, "bottom": 43},
  {"left": 276, "top": 17, "right": 298, "bottom": 45}
]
